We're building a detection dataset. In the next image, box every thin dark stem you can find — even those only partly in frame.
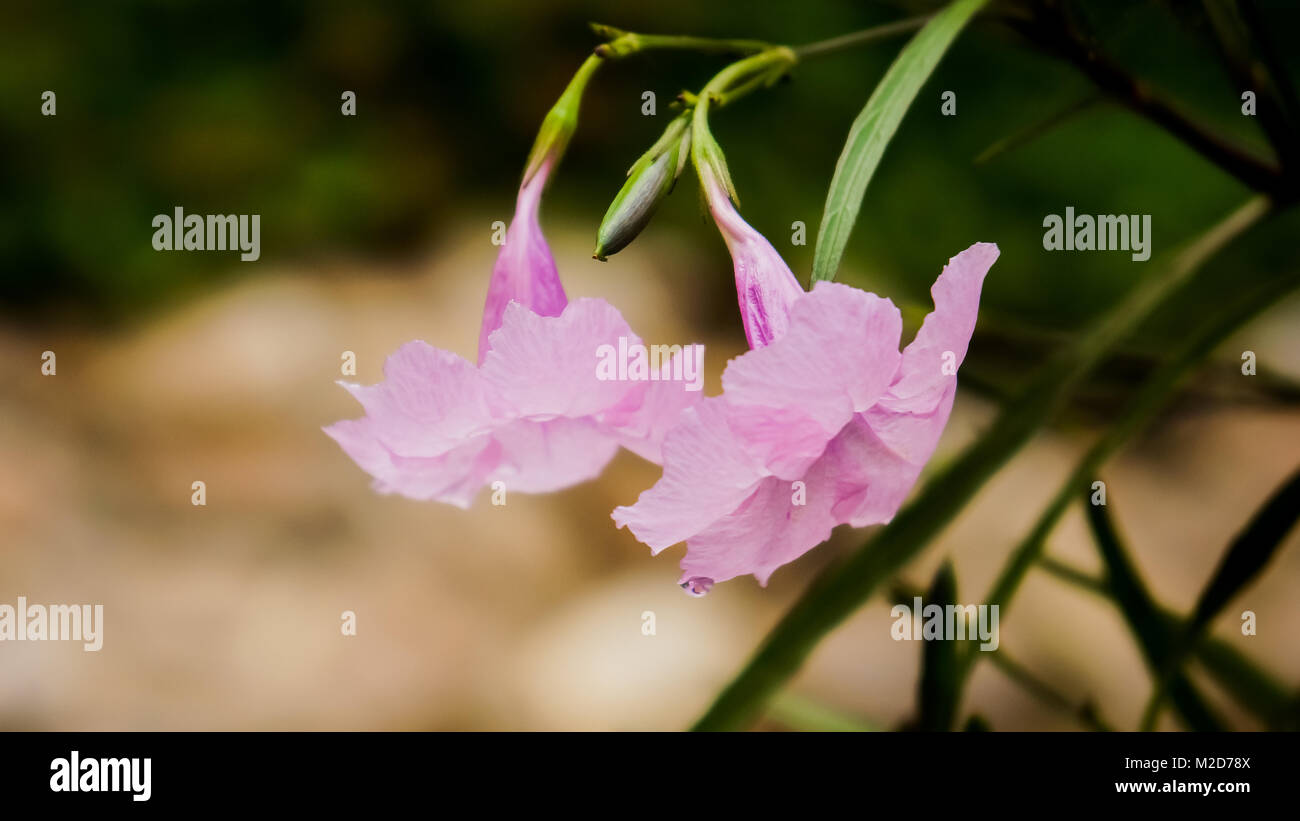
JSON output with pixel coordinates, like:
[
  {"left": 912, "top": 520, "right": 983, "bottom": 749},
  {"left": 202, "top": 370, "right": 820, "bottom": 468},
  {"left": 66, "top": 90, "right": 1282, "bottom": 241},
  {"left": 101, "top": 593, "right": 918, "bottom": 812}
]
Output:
[
  {"left": 1007, "top": 2, "right": 1286, "bottom": 197},
  {"left": 793, "top": 15, "right": 933, "bottom": 59}
]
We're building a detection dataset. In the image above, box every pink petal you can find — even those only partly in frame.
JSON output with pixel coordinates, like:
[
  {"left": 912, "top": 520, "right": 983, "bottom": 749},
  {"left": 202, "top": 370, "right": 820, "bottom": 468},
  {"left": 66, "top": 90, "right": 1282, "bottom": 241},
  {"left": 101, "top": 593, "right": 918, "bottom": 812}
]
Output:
[
  {"left": 720, "top": 282, "right": 903, "bottom": 473},
  {"left": 478, "top": 160, "right": 568, "bottom": 363},
  {"left": 599, "top": 345, "right": 705, "bottom": 464},
  {"left": 701, "top": 173, "right": 803, "bottom": 349},
  {"left": 823, "top": 393, "right": 954, "bottom": 528},
  {"left": 480, "top": 299, "right": 638, "bottom": 419},
  {"left": 336, "top": 341, "right": 491, "bottom": 458},
  {"left": 612, "top": 398, "right": 767, "bottom": 552},
  {"left": 489, "top": 416, "right": 620, "bottom": 494},
  {"left": 878, "top": 242, "right": 998, "bottom": 414},
  {"left": 677, "top": 461, "right": 841, "bottom": 588},
  {"left": 324, "top": 420, "right": 499, "bottom": 509}
]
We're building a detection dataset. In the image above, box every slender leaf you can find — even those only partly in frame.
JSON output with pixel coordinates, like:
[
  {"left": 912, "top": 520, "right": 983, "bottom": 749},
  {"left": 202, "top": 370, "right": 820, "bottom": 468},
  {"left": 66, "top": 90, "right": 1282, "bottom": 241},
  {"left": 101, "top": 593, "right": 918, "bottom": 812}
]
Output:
[
  {"left": 1142, "top": 465, "right": 1300, "bottom": 727},
  {"left": 958, "top": 256, "right": 1296, "bottom": 710},
  {"left": 1039, "top": 556, "right": 1296, "bottom": 729},
  {"left": 810, "top": 0, "right": 988, "bottom": 283},
  {"left": 1190, "top": 466, "right": 1300, "bottom": 632},
  {"left": 1083, "top": 493, "right": 1224, "bottom": 730}
]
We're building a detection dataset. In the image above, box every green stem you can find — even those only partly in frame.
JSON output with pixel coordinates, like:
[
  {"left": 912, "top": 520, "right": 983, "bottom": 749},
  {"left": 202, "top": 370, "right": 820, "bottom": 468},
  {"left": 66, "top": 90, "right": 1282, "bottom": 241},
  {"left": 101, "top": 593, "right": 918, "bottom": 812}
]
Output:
[
  {"left": 1040, "top": 555, "right": 1297, "bottom": 728},
  {"left": 793, "top": 15, "right": 934, "bottom": 59},
  {"left": 690, "top": 47, "right": 799, "bottom": 204},
  {"left": 960, "top": 196, "right": 1278, "bottom": 689},
  {"left": 591, "top": 24, "right": 771, "bottom": 59}
]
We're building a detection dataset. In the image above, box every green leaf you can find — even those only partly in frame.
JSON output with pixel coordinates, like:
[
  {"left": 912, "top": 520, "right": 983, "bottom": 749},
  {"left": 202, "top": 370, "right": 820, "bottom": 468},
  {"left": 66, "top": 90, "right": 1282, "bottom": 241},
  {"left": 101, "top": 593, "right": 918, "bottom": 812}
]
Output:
[
  {"left": 1083, "top": 493, "right": 1223, "bottom": 731},
  {"left": 1189, "top": 466, "right": 1300, "bottom": 633},
  {"left": 1141, "top": 465, "right": 1300, "bottom": 728},
  {"left": 810, "top": 0, "right": 988, "bottom": 284},
  {"left": 690, "top": 197, "right": 1270, "bottom": 732},
  {"left": 960, "top": 242, "right": 1295, "bottom": 685},
  {"left": 1038, "top": 556, "right": 1296, "bottom": 729},
  {"left": 917, "top": 561, "right": 961, "bottom": 731}
]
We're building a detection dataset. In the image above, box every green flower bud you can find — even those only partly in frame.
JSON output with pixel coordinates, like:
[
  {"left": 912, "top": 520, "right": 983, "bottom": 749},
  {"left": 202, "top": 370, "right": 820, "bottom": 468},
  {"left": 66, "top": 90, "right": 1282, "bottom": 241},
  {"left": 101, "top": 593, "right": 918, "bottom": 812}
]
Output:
[{"left": 593, "top": 114, "right": 691, "bottom": 260}]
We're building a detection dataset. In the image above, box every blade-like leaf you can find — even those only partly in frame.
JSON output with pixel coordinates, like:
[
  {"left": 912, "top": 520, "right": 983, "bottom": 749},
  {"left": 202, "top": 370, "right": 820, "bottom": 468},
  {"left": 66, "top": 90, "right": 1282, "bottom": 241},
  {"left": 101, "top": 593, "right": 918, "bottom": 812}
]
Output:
[
  {"left": 1190, "top": 466, "right": 1300, "bottom": 632},
  {"left": 958, "top": 251, "right": 1297, "bottom": 704},
  {"left": 1083, "top": 492, "right": 1223, "bottom": 731},
  {"left": 1141, "top": 465, "right": 1300, "bottom": 728},
  {"left": 917, "top": 561, "right": 961, "bottom": 731},
  {"left": 1039, "top": 556, "right": 1296, "bottom": 729},
  {"left": 811, "top": 0, "right": 987, "bottom": 283}
]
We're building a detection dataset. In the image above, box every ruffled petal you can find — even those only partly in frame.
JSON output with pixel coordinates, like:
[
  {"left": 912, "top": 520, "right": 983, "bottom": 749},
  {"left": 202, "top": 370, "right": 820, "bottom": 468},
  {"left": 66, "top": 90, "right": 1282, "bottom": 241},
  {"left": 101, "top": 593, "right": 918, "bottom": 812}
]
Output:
[
  {"left": 324, "top": 420, "right": 499, "bottom": 508},
  {"left": 489, "top": 416, "right": 620, "bottom": 494},
  {"left": 335, "top": 341, "right": 491, "bottom": 458},
  {"left": 677, "top": 455, "right": 841, "bottom": 587},
  {"left": 598, "top": 343, "right": 704, "bottom": 464},
  {"left": 612, "top": 398, "right": 767, "bottom": 552},
  {"left": 878, "top": 242, "right": 997, "bottom": 414},
  {"left": 480, "top": 299, "right": 639, "bottom": 419},
  {"left": 720, "top": 282, "right": 903, "bottom": 472},
  {"left": 824, "top": 391, "right": 954, "bottom": 528}
]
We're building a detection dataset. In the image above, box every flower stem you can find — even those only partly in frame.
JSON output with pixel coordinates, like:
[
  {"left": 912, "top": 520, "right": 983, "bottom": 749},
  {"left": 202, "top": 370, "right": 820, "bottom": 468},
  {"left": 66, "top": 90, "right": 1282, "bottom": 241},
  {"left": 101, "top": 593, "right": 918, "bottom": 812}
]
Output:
[
  {"left": 792, "top": 14, "right": 934, "bottom": 59},
  {"left": 591, "top": 24, "right": 771, "bottom": 59}
]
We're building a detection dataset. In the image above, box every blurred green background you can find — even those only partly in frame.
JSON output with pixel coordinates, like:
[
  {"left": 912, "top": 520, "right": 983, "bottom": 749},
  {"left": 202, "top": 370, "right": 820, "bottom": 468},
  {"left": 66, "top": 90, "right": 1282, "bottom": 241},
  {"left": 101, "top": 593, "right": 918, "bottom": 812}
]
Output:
[{"left": 4, "top": 1, "right": 1298, "bottom": 341}]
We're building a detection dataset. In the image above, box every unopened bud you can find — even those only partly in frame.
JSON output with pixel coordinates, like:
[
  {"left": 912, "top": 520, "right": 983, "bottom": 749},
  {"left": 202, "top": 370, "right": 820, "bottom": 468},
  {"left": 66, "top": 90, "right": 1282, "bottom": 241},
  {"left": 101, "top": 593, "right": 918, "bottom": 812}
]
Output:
[{"left": 593, "top": 115, "right": 690, "bottom": 260}]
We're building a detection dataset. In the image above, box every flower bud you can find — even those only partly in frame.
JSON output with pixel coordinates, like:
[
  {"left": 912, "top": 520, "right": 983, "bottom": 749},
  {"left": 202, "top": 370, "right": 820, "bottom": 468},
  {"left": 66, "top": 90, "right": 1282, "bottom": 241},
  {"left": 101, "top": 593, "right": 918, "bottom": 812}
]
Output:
[{"left": 593, "top": 115, "right": 691, "bottom": 260}]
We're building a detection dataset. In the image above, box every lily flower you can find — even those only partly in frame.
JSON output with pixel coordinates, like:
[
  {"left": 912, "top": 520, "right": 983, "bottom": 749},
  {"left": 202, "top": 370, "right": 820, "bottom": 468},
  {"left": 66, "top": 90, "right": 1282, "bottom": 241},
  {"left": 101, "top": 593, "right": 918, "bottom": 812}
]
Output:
[
  {"left": 613, "top": 170, "right": 998, "bottom": 592},
  {"left": 327, "top": 57, "right": 701, "bottom": 507}
]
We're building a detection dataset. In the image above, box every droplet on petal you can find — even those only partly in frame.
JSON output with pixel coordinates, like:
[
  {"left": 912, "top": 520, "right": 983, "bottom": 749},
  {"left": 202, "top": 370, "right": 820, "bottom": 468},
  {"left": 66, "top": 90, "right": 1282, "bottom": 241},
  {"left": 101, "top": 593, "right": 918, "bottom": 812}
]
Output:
[{"left": 680, "top": 576, "right": 714, "bottom": 597}]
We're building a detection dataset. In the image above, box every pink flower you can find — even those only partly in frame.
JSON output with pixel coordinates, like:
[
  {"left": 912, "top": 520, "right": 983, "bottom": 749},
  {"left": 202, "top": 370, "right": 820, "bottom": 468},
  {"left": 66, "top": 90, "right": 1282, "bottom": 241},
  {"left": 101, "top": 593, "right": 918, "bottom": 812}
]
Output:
[
  {"left": 326, "top": 157, "right": 701, "bottom": 507},
  {"left": 613, "top": 173, "right": 998, "bottom": 592}
]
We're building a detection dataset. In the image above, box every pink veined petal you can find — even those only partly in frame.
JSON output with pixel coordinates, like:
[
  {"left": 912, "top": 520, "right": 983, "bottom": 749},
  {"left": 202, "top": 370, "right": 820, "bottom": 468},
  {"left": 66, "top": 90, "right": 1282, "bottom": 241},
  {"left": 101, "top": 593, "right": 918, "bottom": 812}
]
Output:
[
  {"left": 324, "top": 420, "right": 499, "bottom": 509},
  {"left": 489, "top": 416, "right": 621, "bottom": 494},
  {"left": 823, "top": 391, "right": 955, "bottom": 528},
  {"left": 878, "top": 242, "right": 998, "bottom": 414},
  {"left": 335, "top": 341, "right": 492, "bottom": 458},
  {"left": 478, "top": 159, "right": 568, "bottom": 363},
  {"left": 480, "top": 299, "right": 639, "bottom": 419},
  {"left": 611, "top": 398, "right": 768, "bottom": 552},
  {"left": 701, "top": 172, "right": 803, "bottom": 349},
  {"left": 720, "top": 283, "right": 904, "bottom": 472},
  {"left": 600, "top": 346, "right": 705, "bottom": 464},
  {"left": 677, "top": 455, "right": 842, "bottom": 588}
]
